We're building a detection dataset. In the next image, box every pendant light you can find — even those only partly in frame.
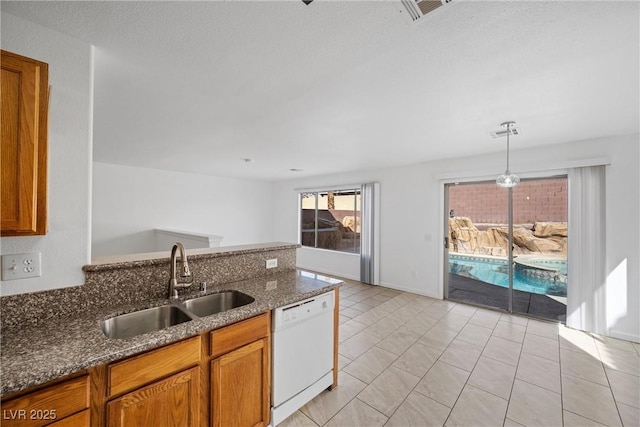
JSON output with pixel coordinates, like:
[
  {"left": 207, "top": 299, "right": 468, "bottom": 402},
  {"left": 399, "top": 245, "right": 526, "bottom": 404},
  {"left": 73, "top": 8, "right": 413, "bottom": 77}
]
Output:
[{"left": 496, "top": 121, "right": 520, "bottom": 188}]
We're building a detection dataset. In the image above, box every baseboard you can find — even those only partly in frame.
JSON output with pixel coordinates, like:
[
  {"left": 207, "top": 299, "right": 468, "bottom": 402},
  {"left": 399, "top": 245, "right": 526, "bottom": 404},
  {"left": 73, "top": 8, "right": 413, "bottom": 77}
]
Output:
[
  {"left": 378, "top": 281, "right": 441, "bottom": 299},
  {"left": 295, "top": 268, "right": 443, "bottom": 300},
  {"left": 607, "top": 328, "right": 640, "bottom": 344}
]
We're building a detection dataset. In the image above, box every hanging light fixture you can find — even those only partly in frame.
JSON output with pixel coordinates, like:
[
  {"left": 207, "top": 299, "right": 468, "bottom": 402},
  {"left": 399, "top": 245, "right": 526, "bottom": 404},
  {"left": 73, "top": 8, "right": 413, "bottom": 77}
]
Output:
[{"left": 496, "top": 121, "right": 520, "bottom": 188}]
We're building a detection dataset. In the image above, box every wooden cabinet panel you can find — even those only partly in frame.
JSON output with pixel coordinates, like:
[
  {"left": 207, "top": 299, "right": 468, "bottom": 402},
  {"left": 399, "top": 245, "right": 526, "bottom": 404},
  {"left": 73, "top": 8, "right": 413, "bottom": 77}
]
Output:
[
  {"left": 49, "top": 409, "right": 89, "bottom": 426},
  {"left": 108, "top": 336, "right": 200, "bottom": 398},
  {"left": 210, "top": 312, "right": 268, "bottom": 358},
  {"left": 0, "top": 375, "right": 88, "bottom": 427},
  {"left": 0, "top": 312, "right": 278, "bottom": 427},
  {"left": 0, "top": 50, "right": 48, "bottom": 236},
  {"left": 107, "top": 367, "right": 200, "bottom": 427},
  {"left": 211, "top": 338, "right": 269, "bottom": 427}
]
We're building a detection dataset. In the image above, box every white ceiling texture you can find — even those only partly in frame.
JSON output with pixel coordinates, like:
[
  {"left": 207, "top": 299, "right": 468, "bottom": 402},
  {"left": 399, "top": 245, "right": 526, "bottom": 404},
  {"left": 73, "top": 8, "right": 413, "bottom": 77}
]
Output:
[{"left": 2, "top": 1, "right": 639, "bottom": 180}]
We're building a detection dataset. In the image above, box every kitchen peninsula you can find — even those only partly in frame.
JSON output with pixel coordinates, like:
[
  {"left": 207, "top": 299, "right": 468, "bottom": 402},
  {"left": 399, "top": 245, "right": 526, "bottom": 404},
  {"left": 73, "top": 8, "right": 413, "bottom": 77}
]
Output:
[{"left": 1, "top": 242, "right": 342, "bottom": 426}]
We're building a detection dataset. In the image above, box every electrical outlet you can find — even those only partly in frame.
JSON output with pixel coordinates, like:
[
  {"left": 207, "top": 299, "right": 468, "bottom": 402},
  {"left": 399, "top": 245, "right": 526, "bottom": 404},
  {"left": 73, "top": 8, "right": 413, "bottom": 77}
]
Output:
[
  {"left": 266, "top": 258, "right": 278, "bottom": 269},
  {"left": 1, "top": 253, "right": 42, "bottom": 280}
]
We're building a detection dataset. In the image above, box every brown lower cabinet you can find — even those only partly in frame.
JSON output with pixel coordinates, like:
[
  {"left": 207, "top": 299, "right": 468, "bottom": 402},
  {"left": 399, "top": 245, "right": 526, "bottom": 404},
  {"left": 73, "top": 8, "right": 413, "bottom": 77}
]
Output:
[
  {"left": 103, "top": 313, "right": 270, "bottom": 427},
  {"left": 1, "top": 312, "right": 272, "bottom": 427},
  {"left": 1, "top": 298, "right": 344, "bottom": 427},
  {"left": 107, "top": 367, "right": 200, "bottom": 427},
  {"left": 209, "top": 313, "right": 271, "bottom": 427},
  {"left": 211, "top": 338, "right": 269, "bottom": 427}
]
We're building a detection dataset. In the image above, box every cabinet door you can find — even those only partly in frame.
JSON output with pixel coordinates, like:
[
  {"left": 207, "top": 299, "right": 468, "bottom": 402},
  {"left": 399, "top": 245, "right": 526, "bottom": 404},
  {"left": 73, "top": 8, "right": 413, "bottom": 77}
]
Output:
[
  {"left": 211, "top": 338, "right": 269, "bottom": 427},
  {"left": 0, "top": 50, "right": 48, "bottom": 236},
  {"left": 107, "top": 367, "right": 199, "bottom": 427}
]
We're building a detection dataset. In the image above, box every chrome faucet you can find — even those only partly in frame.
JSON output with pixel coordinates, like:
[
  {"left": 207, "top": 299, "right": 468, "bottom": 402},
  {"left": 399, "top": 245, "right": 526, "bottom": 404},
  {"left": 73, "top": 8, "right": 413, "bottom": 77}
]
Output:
[{"left": 168, "top": 242, "right": 194, "bottom": 299}]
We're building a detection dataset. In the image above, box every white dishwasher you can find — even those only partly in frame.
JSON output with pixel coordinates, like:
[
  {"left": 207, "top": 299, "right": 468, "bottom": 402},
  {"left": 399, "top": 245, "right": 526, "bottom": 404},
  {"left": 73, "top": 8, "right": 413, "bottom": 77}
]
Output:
[{"left": 271, "top": 290, "right": 335, "bottom": 426}]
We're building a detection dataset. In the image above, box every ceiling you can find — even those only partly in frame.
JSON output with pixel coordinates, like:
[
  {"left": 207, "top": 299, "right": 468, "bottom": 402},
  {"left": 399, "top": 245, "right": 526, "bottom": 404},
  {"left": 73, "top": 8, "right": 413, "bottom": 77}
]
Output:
[{"left": 3, "top": 1, "right": 639, "bottom": 181}]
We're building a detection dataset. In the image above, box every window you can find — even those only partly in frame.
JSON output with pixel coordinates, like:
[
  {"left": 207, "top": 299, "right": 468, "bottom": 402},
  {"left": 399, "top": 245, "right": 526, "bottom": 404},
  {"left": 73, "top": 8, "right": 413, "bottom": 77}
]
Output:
[{"left": 300, "top": 189, "right": 361, "bottom": 254}]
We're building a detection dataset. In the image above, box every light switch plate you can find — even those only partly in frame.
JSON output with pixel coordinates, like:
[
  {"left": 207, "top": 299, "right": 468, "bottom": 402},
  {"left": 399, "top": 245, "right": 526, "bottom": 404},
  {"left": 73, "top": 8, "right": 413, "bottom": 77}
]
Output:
[{"left": 1, "top": 253, "right": 42, "bottom": 280}]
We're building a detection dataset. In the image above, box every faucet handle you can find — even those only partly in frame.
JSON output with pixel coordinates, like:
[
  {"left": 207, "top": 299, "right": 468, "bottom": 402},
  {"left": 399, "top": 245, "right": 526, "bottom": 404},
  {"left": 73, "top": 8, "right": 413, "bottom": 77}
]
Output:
[{"left": 182, "top": 262, "right": 191, "bottom": 277}]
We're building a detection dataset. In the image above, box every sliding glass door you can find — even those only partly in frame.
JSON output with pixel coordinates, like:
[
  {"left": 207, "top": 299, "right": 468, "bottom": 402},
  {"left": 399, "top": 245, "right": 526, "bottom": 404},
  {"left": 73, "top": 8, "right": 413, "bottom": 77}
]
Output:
[
  {"left": 445, "top": 181, "right": 510, "bottom": 311},
  {"left": 445, "top": 177, "right": 568, "bottom": 322}
]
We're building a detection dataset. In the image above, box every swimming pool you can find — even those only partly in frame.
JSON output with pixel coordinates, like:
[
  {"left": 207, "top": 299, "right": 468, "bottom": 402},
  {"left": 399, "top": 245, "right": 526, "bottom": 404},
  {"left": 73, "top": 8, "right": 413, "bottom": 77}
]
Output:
[{"left": 449, "top": 254, "right": 567, "bottom": 297}]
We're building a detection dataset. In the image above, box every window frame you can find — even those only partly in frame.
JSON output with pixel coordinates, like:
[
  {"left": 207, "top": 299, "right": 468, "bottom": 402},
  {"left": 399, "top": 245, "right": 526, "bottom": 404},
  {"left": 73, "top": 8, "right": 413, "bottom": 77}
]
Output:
[{"left": 299, "top": 188, "right": 361, "bottom": 254}]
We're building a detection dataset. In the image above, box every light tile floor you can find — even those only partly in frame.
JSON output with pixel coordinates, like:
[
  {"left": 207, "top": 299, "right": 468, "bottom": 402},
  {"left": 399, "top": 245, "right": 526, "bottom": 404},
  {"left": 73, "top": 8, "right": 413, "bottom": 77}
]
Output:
[{"left": 280, "top": 280, "right": 640, "bottom": 427}]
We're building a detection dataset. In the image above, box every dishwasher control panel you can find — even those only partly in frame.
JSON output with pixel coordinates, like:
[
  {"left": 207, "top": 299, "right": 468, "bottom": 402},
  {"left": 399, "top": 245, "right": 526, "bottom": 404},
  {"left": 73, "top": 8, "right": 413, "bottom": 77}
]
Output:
[{"left": 273, "top": 291, "right": 334, "bottom": 331}]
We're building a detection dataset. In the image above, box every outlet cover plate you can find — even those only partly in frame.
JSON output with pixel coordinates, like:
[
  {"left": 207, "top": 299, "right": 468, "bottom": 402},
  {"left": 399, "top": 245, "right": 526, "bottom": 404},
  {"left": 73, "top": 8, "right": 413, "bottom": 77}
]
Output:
[
  {"left": 266, "top": 258, "right": 278, "bottom": 269},
  {"left": 1, "top": 252, "right": 42, "bottom": 280}
]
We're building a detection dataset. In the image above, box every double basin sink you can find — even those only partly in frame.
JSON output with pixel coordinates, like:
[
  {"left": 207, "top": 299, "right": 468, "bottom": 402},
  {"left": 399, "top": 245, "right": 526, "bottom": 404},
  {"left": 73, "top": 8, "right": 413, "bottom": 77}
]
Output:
[{"left": 102, "top": 290, "right": 255, "bottom": 340}]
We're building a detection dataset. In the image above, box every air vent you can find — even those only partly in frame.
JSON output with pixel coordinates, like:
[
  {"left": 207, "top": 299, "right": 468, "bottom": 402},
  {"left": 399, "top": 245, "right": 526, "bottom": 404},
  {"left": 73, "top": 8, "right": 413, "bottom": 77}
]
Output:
[
  {"left": 401, "top": 0, "right": 452, "bottom": 22},
  {"left": 490, "top": 127, "right": 520, "bottom": 138}
]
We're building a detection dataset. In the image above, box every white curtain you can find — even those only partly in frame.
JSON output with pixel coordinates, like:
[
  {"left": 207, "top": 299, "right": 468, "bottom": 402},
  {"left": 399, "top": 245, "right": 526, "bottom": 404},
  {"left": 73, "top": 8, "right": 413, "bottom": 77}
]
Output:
[
  {"left": 360, "top": 183, "right": 380, "bottom": 285},
  {"left": 567, "top": 165, "right": 606, "bottom": 334}
]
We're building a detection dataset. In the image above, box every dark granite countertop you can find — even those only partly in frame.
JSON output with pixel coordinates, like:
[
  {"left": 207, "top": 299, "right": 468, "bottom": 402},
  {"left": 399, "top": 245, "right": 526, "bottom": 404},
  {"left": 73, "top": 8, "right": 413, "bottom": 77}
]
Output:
[{"left": 0, "top": 269, "right": 342, "bottom": 396}]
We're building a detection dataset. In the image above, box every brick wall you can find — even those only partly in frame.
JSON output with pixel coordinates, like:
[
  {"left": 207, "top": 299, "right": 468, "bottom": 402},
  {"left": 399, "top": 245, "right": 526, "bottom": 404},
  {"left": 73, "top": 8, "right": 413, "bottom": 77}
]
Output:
[{"left": 448, "top": 178, "right": 567, "bottom": 224}]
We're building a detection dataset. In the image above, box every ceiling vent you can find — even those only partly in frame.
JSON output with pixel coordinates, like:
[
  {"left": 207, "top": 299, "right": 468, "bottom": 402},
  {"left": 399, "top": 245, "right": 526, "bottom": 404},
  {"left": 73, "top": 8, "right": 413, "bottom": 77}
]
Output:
[
  {"left": 490, "top": 127, "right": 520, "bottom": 139},
  {"left": 401, "top": 0, "right": 452, "bottom": 22}
]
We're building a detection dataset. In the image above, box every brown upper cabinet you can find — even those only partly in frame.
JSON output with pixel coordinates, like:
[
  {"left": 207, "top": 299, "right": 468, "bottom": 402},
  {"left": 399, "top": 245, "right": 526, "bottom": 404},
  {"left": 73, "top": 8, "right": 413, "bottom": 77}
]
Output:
[{"left": 1, "top": 50, "right": 49, "bottom": 236}]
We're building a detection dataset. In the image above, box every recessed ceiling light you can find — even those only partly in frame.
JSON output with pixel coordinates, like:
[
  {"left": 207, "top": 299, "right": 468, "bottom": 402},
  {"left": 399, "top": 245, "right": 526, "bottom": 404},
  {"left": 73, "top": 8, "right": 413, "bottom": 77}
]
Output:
[
  {"left": 242, "top": 158, "right": 253, "bottom": 163},
  {"left": 289, "top": 168, "right": 303, "bottom": 172}
]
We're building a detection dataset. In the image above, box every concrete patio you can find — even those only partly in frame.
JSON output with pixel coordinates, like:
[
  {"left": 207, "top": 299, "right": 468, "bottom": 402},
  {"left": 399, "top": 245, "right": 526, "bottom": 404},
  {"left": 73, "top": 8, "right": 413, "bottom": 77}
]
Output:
[{"left": 448, "top": 274, "right": 567, "bottom": 322}]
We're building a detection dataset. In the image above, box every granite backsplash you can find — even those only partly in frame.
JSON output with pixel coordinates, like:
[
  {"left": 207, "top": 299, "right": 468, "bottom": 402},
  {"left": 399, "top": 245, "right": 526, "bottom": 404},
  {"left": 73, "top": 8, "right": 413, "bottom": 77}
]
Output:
[{"left": 1, "top": 243, "right": 298, "bottom": 328}]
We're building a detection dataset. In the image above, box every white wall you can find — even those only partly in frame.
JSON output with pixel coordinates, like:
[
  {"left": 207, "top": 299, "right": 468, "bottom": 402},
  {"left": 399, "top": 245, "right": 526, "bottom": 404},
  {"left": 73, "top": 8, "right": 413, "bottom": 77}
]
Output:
[
  {"left": 272, "top": 161, "right": 443, "bottom": 295},
  {"left": 297, "top": 247, "right": 361, "bottom": 281},
  {"left": 92, "top": 162, "right": 275, "bottom": 258},
  {"left": 0, "top": 13, "right": 93, "bottom": 296},
  {"left": 272, "top": 134, "right": 640, "bottom": 342}
]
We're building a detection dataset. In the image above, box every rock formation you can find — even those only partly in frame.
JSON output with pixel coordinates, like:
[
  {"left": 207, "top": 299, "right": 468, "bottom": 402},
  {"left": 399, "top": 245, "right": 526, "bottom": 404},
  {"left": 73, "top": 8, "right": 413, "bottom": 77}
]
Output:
[
  {"left": 449, "top": 217, "right": 567, "bottom": 256},
  {"left": 533, "top": 222, "right": 568, "bottom": 238}
]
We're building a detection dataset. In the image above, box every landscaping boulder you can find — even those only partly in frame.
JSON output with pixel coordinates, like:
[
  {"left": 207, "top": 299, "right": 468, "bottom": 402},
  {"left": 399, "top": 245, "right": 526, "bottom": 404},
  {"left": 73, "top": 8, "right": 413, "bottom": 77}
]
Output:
[
  {"left": 449, "top": 216, "right": 567, "bottom": 256},
  {"left": 533, "top": 222, "right": 568, "bottom": 238}
]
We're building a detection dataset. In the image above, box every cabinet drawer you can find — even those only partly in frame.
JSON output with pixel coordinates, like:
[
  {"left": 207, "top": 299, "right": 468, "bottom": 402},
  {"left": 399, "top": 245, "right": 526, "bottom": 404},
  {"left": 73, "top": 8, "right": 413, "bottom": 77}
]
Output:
[
  {"left": 210, "top": 313, "right": 269, "bottom": 358},
  {"left": 108, "top": 336, "right": 201, "bottom": 397},
  {"left": 0, "top": 375, "right": 88, "bottom": 427}
]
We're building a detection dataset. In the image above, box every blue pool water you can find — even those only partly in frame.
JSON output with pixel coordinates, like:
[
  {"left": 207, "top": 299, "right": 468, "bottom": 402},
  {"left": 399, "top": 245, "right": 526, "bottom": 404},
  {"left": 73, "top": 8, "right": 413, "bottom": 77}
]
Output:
[{"left": 449, "top": 256, "right": 567, "bottom": 297}]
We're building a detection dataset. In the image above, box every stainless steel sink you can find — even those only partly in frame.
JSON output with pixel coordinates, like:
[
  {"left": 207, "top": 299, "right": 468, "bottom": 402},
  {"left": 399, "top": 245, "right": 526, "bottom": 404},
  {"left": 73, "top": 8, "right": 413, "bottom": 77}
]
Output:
[
  {"left": 181, "top": 290, "right": 255, "bottom": 318},
  {"left": 102, "top": 305, "right": 195, "bottom": 339},
  {"left": 101, "top": 290, "right": 255, "bottom": 339}
]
